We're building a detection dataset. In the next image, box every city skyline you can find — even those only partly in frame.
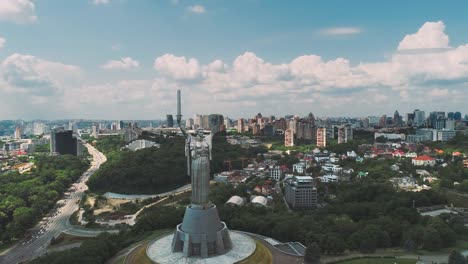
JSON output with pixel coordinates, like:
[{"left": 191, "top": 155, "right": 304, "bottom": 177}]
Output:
[{"left": 1, "top": 1, "right": 468, "bottom": 119}]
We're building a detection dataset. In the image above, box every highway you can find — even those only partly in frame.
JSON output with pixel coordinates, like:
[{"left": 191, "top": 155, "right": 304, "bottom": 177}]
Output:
[{"left": 0, "top": 143, "right": 107, "bottom": 264}]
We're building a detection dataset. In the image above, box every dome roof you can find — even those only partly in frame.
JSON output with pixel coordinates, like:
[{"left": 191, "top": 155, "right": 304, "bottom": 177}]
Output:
[
  {"left": 251, "top": 196, "right": 268, "bottom": 206},
  {"left": 226, "top": 195, "right": 244, "bottom": 206}
]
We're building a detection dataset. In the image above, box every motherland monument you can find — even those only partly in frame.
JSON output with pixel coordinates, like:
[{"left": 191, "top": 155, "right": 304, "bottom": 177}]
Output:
[{"left": 171, "top": 90, "right": 232, "bottom": 258}]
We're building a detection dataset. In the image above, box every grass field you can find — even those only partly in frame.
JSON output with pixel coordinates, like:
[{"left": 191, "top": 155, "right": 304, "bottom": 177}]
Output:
[
  {"left": 0, "top": 240, "right": 16, "bottom": 255},
  {"left": 48, "top": 233, "right": 90, "bottom": 249},
  {"left": 126, "top": 242, "right": 153, "bottom": 264},
  {"left": 338, "top": 257, "right": 417, "bottom": 264},
  {"left": 236, "top": 240, "right": 273, "bottom": 264}
]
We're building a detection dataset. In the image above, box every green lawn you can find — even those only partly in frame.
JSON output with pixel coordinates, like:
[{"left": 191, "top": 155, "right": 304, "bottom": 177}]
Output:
[
  {"left": 338, "top": 257, "right": 416, "bottom": 264},
  {"left": 236, "top": 240, "right": 273, "bottom": 264},
  {"left": 0, "top": 240, "right": 16, "bottom": 255}
]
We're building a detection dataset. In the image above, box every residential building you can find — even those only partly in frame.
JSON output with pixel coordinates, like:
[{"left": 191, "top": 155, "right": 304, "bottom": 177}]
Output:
[
  {"left": 437, "top": 130, "right": 456, "bottom": 142},
  {"left": 273, "top": 118, "right": 287, "bottom": 131},
  {"left": 293, "top": 162, "right": 307, "bottom": 174},
  {"left": 185, "top": 118, "right": 194, "bottom": 129},
  {"left": 14, "top": 127, "right": 22, "bottom": 140},
  {"left": 368, "top": 116, "right": 379, "bottom": 127},
  {"left": 208, "top": 114, "right": 224, "bottom": 133},
  {"left": 284, "top": 176, "right": 317, "bottom": 209},
  {"left": 337, "top": 125, "right": 353, "bottom": 144},
  {"left": 374, "top": 133, "right": 405, "bottom": 141},
  {"left": 316, "top": 127, "right": 326, "bottom": 147},
  {"left": 237, "top": 118, "right": 245, "bottom": 133},
  {"left": 445, "top": 119, "right": 455, "bottom": 130},
  {"left": 415, "top": 128, "right": 437, "bottom": 141},
  {"left": 269, "top": 166, "right": 283, "bottom": 181},
  {"left": 285, "top": 128, "right": 294, "bottom": 146},
  {"left": 412, "top": 155, "right": 436, "bottom": 166}
]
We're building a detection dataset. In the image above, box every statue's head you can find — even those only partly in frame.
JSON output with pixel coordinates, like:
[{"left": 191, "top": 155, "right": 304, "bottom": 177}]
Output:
[{"left": 196, "top": 129, "right": 205, "bottom": 139}]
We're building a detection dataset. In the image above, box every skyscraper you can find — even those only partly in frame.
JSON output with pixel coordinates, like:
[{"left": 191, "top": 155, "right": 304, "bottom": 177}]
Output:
[
  {"left": 50, "top": 127, "right": 79, "bottom": 156},
  {"left": 166, "top": 114, "right": 174, "bottom": 127},
  {"left": 393, "top": 110, "right": 402, "bottom": 126},
  {"left": 406, "top": 113, "right": 415, "bottom": 126},
  {"left": 413, "top": 109, "right": 425, "bottom": 127}
]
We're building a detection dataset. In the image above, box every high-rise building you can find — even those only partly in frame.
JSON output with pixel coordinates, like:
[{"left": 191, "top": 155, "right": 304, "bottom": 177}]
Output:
[
  {"left": 362, "top": 118, "right": 370, "bottom": 128},
  {"left": 305, "top": 112, "right": 315, "bottom": 126},
  {"left": 14, "top": 126, "right": 22, "bottom": 140},
  {"left": 316, "top": 127, "right": 326, "bottom": 147},
  {"left": 185, "top": 118, "right": 194, "bottom": 129},
  {"left": 264, "top": 124, "right": 276, "bottom": 137},
  {"left": 50, "top": 127, "right": 79, "bottom": 156},
  {"left": 285, "top": 128, "right": 294, "bottom": 146},
  {"left": 224, "top": 117, "right": 231, "bottom": 130},
  {"left": 208, "top": 114, "right": 224, "bottom": 133},
  {"left": 445, "top": 119, "right": 455, "bottom": 130},
  {"left": 406, "top": 113, "right": 415, "bottom": 126},
  {"left": 413, "top": 109, "right": 426, "bottom": 127},
  {"left": 454, "top": 112, "right": 462, "bottom": 121},
  {"left": 284, "top": 176, "right": 317, "bottom": 209},
  {"left": 237, "top": 118, "right": 244, "bottom": 133},
  {"left": 337, "top": 125, "right": 353, "bottom": 144},
  {"left": 379, "top": 115, "right": 387, "bottom": 127},
  {"left": 269, "top": 166, "right": 283, "bottom": 181},
  {"left": 368, "top": 116, "right": 379, "bottom": 127},
  {"left": 33, "top": 122, "right": 46, "bottom": 135},
  {"left": 393, "top": 110, "right": 402, "bottom": 126},
  {"left": 273, "top": 118, "right": 287, "bottom": 131},
  {"left": 166, "top": 114, "right": 174, "bottom": 127}
]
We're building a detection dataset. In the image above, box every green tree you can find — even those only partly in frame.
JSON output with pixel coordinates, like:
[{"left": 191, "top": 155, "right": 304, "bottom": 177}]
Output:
[
  {"left": 423, "top": 227, "right": 442, "bottom": 251},
  {"left": 305, "top": 242, "right": 321, "bottom": 264},
  {"left": 448, "top": 250, "right": 466, "bottom": 264},
  {"left": 320, "top": 234, "right": 346, "bottom": 255}
]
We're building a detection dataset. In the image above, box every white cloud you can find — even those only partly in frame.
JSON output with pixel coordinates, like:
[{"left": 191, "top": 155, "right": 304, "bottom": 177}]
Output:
[
  {"left": 428, "top": 88, "right": 449, "bottom": 97},
  {"left": 111, "top": 44, "right": 121, "bottom": 51},
  {"left": 187, "top": 5, "right": 206, "bottom": 14},
  {"left": 2, "top": 20, "right": 468, "bottom": 119},
  {"left": 154, "top": 54, "right": 201, "bottom": 80},
  {"left": 0, "top": 0, "right": 37, "bottom": 24},
  {"left": 0, "top": 53, "right": 82, "bottom": 118},
  {"left": 93, "top": 0, "right": 110, "bottom": 5},
  {"left": 1, "top": 53, "right": 81, "bottom": 93},
  {"left": 0, "top": 37, "right": 5, "bottom": 48},
  {"left": 101, "top": 57, "right": 140, "bottom": 70},
  {"left": 398, "top": 21, "right": 449, "bottom": 50},
  {"left": 320, "top": 27, "right": 362, "bottom": 35}
]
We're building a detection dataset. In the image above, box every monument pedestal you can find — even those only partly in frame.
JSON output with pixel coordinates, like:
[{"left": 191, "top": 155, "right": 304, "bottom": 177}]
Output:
[{"left": 171, "top": 204, "right": 232, "bottom": 258}]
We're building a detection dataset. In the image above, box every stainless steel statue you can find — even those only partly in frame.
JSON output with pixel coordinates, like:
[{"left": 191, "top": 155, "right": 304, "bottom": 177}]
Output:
[
  {"left": 186, "top": 129, "right": 212, "bottom": 207},
  {"left": 171, "top": 90, "right": 232, "bottom": 258}
]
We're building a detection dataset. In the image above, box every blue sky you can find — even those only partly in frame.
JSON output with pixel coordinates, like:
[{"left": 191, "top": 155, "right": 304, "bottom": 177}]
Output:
[{"left": 0, "top": 0, "right": 467, "bottom": 119}]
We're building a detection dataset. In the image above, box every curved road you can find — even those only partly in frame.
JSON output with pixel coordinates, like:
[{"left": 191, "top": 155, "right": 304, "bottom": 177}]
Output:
[{"left": 0, "top": 143, "right": 107, "bottom": 264}]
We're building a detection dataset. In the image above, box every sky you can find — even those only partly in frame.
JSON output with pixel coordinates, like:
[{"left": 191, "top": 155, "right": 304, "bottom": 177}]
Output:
[{"left": 0, "top": 0, "right": 468, "bottom": 120}]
